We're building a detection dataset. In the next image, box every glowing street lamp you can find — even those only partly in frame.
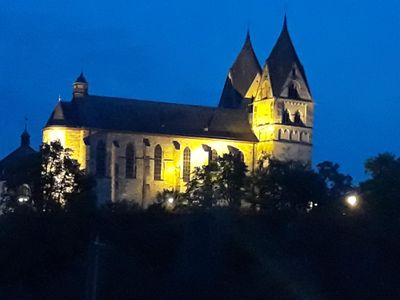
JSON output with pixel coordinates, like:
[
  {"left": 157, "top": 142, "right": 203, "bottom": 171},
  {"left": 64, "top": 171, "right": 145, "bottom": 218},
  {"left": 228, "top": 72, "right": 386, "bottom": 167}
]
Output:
[
  {"left": 346, "top": 194, "right": 358, "bottom": 208},
  {"left": 167, "top": 197, "right": 174, "bottom": 205}
]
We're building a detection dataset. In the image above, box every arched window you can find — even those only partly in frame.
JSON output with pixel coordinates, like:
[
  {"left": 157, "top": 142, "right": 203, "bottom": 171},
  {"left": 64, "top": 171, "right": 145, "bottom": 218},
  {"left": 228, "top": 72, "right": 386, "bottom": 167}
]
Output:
[
  {"left": 125, "top": 143, "right": 136, "bottom": 178},
  {"left": 96, "top": 141, "right": 106, "bottom": 177},
  {"left": 183, "top": 147, "right": 191, "bottom": 182},
  {"left": 154, "top": 144, "right": 162, "bottom": 181},
  {"left": 282, "top": 109, "right": 291, "bottom": 124},
  {"left": 294, "top": 111, "right": 302, "bottom": 125}
]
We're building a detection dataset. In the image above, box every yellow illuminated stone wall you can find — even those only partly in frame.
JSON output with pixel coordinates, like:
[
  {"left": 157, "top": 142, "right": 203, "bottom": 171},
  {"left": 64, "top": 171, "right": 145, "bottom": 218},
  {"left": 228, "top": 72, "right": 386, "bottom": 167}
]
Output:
[
  {"left": 84, "top": 130, "right": 256, "bottom": 206},
  {"left": 43, "top": 127, "right": 88, "bottom": 169}
]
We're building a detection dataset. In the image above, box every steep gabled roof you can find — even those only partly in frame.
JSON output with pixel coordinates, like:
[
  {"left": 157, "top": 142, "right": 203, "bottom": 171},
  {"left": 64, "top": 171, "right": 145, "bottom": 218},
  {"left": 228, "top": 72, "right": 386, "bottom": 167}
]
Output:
[
  {"left": 266, "top": 17, "right": 311, "bottom": 97},
  {"left": 46, "top": 95, "right": 258, "bottom": 142},
  {"left": 219, "top": 31, "right": 262, "bottom": 108}
]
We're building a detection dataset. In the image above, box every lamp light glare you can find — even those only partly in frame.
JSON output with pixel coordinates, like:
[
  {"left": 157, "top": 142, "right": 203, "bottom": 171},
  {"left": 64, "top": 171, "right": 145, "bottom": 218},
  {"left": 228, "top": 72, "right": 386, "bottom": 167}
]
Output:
[
  {"left": 18, "top": 196, "right": 29, "bottom": 203},
  {"left": 167, "top": 197, "right": 174, "bottom": 204},
  {"left": 346, "top": 195, "right": 358, "bottom": 207}
]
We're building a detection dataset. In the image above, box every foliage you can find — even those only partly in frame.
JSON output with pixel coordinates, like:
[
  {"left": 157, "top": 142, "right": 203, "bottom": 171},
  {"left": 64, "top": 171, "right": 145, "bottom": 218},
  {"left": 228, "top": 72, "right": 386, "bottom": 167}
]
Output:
[
  {"left": 103, "top": 199, "right": 142, "bottom": 214},
  {"left": 184, "top": 163, "right": 218, "bottom": 208},
  {"left": 41, "top": 141, "right": 83, "bottom": 211},
  {"left": 360, "top": 152, "right": 400, "bottom": 218},
  {"left": 317, "top": 161, "right": 353, "bottom": 202},
  {"left": 1, "top": 141, "right": 94, "bottom": 214},
  {"left": 215, "top": 153, "right": 248, "bottom": 208},
  {"left": 184, "top": 154, "right": 247, "bottom": 209},
  {"left": 246, "top": 156, "right": 327, "bottom": 213}
]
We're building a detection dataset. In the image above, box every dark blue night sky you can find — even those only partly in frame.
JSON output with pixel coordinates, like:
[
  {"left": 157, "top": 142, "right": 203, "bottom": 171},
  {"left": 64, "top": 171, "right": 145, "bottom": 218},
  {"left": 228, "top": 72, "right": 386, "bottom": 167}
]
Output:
[{"left": 1, "top": 0, "right": 399, "bottom": 181}]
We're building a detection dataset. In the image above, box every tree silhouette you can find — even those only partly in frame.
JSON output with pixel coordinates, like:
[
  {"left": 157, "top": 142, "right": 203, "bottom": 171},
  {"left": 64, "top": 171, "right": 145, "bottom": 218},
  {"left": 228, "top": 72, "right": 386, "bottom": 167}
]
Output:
[
  {"left": 246, "top": 157, "right": 327, "bottom": 213},
  {"left": 184, "top": 153, "right": 247, "bottom": 209},
  {"left": 1, "top": 141, "right": 93, "bottom": 214},
  {"left": 317, "top": 161, "right": 353, "bottom": 202},
  {"left": 360, "top": 153, "right": 400, "bottom": 218}
]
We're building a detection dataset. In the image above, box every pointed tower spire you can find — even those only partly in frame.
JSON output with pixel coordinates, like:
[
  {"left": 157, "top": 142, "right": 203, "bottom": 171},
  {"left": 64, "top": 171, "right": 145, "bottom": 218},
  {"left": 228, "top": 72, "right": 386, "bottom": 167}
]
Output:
[
  {"left": 283, "top": 12, "right": 288, "bottom": 31},
  {"left": 219, "top": 31, "right": 261, "bottom": 108},
  {"left": 266, "top": 16, "right": 311, "bottom": 98},
  {"left": 21, "top": 118, "right": 30, "bottom": 147}
]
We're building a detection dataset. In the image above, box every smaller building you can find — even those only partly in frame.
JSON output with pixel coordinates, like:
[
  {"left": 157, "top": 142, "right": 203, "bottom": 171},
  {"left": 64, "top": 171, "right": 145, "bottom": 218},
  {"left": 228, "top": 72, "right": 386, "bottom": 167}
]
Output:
[{"left": 0, "top": 128, "right": 38, "bottom": 205}]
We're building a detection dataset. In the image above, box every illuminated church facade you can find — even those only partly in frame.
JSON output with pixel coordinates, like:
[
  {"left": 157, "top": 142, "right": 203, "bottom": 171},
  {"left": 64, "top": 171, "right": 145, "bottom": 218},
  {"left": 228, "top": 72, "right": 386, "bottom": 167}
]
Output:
[{"left": 43, "top": 18, "right": 314, "bottom": 206}]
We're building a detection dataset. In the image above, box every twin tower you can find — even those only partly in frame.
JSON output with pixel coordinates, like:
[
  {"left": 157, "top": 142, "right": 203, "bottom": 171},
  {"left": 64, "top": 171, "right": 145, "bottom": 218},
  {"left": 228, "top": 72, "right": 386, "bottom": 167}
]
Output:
[{"left": 219, "top": 17, "right": 314, "bottom": 163}]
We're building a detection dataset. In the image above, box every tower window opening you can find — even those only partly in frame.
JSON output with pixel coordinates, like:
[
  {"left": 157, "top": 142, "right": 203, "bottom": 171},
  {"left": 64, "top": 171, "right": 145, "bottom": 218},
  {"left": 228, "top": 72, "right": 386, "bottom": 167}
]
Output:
[
  {"left": 288, "top": 83, "right": 300, "bottom": 99},
  {"left": 282, "top": 109, "right": 291, "bottom": 124},
  {"left": 294, "top": 111, "right": 303, "bottom": 125}
]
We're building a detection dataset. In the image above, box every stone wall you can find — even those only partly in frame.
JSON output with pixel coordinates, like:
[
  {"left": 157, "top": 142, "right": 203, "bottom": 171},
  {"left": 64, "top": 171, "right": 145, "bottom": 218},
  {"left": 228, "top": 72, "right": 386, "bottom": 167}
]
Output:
[{"left": 86, "top": 131, "right": 255, "bottom": 206}]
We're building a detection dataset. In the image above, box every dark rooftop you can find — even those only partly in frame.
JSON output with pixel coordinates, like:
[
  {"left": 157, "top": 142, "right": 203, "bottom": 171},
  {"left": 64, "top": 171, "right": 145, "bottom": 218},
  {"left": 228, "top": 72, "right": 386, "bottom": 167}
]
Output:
[
  {"left": 0, "top": 129, "right": 37, "bottom": 180},
  {"left": 46, "top": 95, "right": 258, "bottom": 142},
  {"left": 75, "top": 72, "right": 88, "bottom": 83},
  {"left": 219, "top": 31, "right": 261, "bottom": 109}
]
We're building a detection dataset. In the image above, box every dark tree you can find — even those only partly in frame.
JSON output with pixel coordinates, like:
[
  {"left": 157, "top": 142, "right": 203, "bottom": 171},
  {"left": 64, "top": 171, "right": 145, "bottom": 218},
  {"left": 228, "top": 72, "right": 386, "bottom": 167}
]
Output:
[
  {"left": 184, "top": 154, "right": 247, "bottom": 209},
  {"left": 1, "top": 141, "right": 95, "bottom": 214},
  {"left": 41, "top": 141, "right": 84, "bottom": 212},
  {"left": 246, "top": 157, "right": 327, "bottom": 213},
  {"left": 317, "top": 161, "right": 353, "bottom": 202},
  {"left": 215, "top": 153, "right": 247, "bottom": 208},
  {"left": 360, "top": 153, "right": 400, "bottom": 218}
]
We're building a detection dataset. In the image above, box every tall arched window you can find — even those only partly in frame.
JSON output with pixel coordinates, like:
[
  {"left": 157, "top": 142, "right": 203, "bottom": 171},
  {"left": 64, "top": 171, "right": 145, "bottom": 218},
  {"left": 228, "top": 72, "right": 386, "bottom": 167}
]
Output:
[
  {"left": 183, "top": 147, "right": 191, "bottom": 182},
  {"left": 154, "top": 145, "right": 162, "bottom": 181},
  {"left": 125, "top": 143, "right": 136, "bottom": 178},
  {"left": 96, "top": 141, "right": 106, "bottom": 177}
]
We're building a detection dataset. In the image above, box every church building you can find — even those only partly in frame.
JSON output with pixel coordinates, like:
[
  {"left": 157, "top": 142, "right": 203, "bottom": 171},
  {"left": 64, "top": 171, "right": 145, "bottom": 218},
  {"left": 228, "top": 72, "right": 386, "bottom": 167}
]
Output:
[{"left": 43, "top": 18, "right": 314, "bottom": 206}]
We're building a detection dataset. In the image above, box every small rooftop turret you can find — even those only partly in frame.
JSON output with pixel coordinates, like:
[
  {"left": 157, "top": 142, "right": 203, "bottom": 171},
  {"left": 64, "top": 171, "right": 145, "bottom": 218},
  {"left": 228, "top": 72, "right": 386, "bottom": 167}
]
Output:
[{"left": 73, "top": 72, "right": 88, "bottom": 98}]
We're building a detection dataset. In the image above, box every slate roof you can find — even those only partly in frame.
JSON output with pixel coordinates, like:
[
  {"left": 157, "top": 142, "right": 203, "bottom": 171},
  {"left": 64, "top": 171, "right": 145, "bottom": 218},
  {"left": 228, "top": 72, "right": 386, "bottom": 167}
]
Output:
[
  {"left": 219, "top": 32, "right": 261, "bottom": 108},
  {"left": 46, "top": 95, "right": 258, "bottom": 142},
  {"left": 266, "top": 17, "right": 311, "bottom": 97}
]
